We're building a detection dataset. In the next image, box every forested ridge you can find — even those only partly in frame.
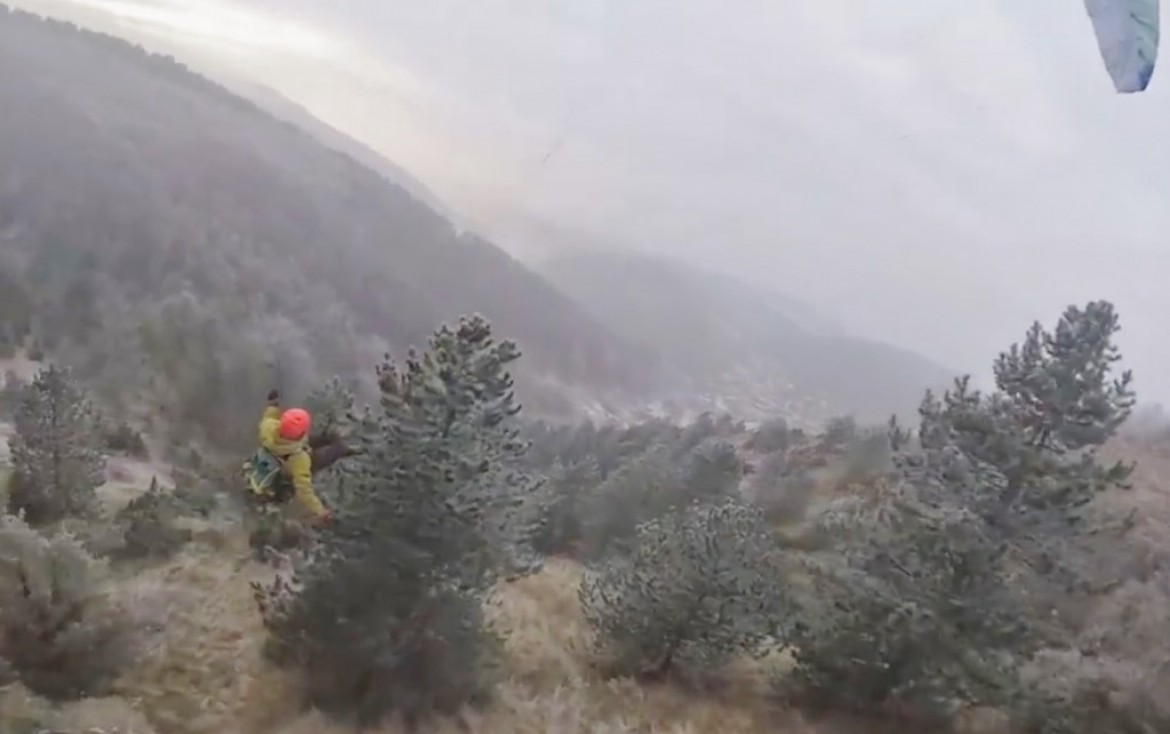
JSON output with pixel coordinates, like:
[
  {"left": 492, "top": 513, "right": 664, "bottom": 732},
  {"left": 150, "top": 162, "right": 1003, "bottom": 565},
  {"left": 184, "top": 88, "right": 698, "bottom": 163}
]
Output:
[{"left": 0, "top": 5, "right": 668, "bottom": 450}]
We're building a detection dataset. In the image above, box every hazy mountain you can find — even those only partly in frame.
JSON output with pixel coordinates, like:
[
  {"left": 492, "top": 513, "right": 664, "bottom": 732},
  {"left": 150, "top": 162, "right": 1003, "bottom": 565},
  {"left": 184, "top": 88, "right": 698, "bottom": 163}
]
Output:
[
  {"left": 222, "top": 80, "right": 461, "bottom": 226},
  {"left": 539, "top": 250, "right": 955, "bottom": 424},
  {"left": 0, "top": 7, "right": 669, "bottom": 438}
]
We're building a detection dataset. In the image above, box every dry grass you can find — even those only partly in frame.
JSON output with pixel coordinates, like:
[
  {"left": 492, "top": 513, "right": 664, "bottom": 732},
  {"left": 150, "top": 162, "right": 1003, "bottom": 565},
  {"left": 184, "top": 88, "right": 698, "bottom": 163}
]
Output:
[
  {"left": 91, "top": 543, "right": 815, "bottom": 734},
  {"left": 1094, "top": 434, "right": 1170, "bottom": 584},
  {"left": 0, "top": 419, "right": 916, "bottom": 734},
  {"left": 0, "top": 411, "right": 1024, "bottom": 734},
  {"left": 0, "top": 366, "right": 813, "bottom": 732},
  {"left": 110, "top": 532, "right": 269, "bottom": 734},
  {"left": 29, "top": 424, "right": 1170, "bottom": 733}
]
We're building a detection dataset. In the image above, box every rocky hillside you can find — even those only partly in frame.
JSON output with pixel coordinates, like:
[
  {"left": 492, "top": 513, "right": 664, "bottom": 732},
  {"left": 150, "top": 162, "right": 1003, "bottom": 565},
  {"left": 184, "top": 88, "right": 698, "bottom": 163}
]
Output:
[{"left": 540, "top": 250, "right": 955, "bottom": 424}]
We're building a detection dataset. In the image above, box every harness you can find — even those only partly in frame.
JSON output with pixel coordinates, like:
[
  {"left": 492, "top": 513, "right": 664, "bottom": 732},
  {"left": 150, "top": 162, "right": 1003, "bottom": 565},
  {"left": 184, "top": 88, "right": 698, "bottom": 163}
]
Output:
[{"left": 242, "top": 446, "right": 295, "bottom": 504}]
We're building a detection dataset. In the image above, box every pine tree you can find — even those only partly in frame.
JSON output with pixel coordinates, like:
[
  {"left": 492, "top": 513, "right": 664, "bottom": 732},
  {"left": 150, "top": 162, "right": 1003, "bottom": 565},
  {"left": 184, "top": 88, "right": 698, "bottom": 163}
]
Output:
[
  {"left": 677, "top": 438, "right": 744, "bottom": 500},
  {"left": 577, "top": 436, "right": 743, "bottom": 562},
  {"left": 0, "top": 513, "right": 133, "bottom": 699},
  {"left": 254, "top": 315, "right": 547, "bottom": 726},
  {"left": 577, "top": 447, "right": 682, "bottom": 561},
  {"left": 786, "top": 301, "right": 1137, "bottom": 723},
  {"left": 303, "top": 374, "right": 357, "bottom": 444},
  {"left": 580, "top": 498, "right": 787, "bottom": 679},
  {"left": 786, "top": 448, "right": 1031, "bottom": 721},
  {"left": 920, "top": 300, "right": 1135, "bottom": 523},
  {"left": 116, "top": 476, "right": 192, "bottom": 560},
  {"left": 532, "top": 455, "right": 600, "bottom": 556},
  {"left": 746, "top": 416, "right": 793, "bottom": 454},
  {"left": 7, "top": 365, "right": 106, "bottom": 525}
]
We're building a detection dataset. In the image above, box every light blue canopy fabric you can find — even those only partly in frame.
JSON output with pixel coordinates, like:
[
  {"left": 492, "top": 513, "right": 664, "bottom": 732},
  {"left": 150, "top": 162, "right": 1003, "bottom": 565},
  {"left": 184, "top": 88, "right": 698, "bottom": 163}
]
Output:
[{"left": 1084, "top": 0, "right": 1160, "bottom": 92}]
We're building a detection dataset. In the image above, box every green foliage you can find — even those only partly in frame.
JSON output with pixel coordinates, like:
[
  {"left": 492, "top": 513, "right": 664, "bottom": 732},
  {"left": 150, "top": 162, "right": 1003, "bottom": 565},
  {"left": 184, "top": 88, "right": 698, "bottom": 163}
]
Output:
[
  {"left": 837, "top": 427, "right": 894, "bottom": 486},
  {"left": 0, "top": 270, "right": 32, "bottom": 358},
  {"left": 0, "top": 369, "right": 26, "bottom": 421},
  {"left": 886, "top": 414, "right": 913, "bottom": 452},
  {"left": 0, "top": 469, "right": 11, "bottom": 514},
  {"left": 247, "top": 513, "right": 313, "bottom": 560},
  {"left": 303, "top": 375, "right": 357, "bottom": 444},
  {"left": 1017, "top": 648, "right": 1170, "bottom": 734},
  {"left": 745, "top": 416, "right": 792, "bottom": 454},
  {"left": 746, "top": 451, "right": 816, "bottom": 525},
  {"left": 676, "top": 413, "right": 742, "bottom": 454},
  {"left": 6, "top": 365, "right": 107, "bottom": 525},
  {"left": 580, "top": 498, "right": 786, "bottom": 678},
  {"left": 744, "top": 421, "right": 893, "bottom": 525},
  {"left": 170, "top": 470, "right": 220, "bottom": 518},
  {"left": 679, "top": 438, "right": 744, "bottom": 499},
  {"left": 577, "top": 435, "right": 745, "bottom": 561},
  {"left": 524, "top": 413, "right": 735, "bottom": 484},
  {"left": 134, "top": 293, "right": 317, "bottom": 450},
  {"left": 577, "top": 448, "right": 681, "bottom": 560},
  {"left": 782, "top": 301, "right": 1137, "bottom": 724},
  {"left": 1009, "top": 532, "right": 1170, "bottom": 734},
  {"left": 114, "top": 476, "right": 192, "bottom": 560},
  {"left": 0, "top": 514, "right": 134, "bottom": 700},
  {"left": 820, "top": 415, "right": 859, "bottom": 450},
  {"left": 532, "top": 456, "right": 600, "bottom": 557},
  {"left": 253, "top": 315, "right": 544, "bottom": 726},
  {"left": 99, "top": 420, "right": 149, "bottom": 459},
  {"left": 784, "top": 450, "right": 1031, "bottom": 720},
  {"left": 921, "top": 301, "right": 1135, "bottom": 520}
]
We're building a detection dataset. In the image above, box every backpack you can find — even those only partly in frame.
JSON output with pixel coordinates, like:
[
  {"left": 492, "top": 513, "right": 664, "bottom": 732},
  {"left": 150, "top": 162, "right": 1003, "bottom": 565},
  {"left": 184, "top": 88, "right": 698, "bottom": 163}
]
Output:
[{"left": 242, "top": 447, "right": 293, "bottom": 502}]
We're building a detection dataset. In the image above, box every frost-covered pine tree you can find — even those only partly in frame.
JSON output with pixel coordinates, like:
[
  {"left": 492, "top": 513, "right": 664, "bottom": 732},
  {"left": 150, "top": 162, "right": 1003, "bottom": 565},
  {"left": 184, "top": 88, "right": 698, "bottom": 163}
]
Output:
[
  {"left": 787, "top": 448, "right": 1032, "bottom": 720},
  {"left": 920, "top": 301, "right": 1134, "bottom": 522},
  {"left": 0, "top": 513, "right": 133, "bottom": 699},
  {"left": 786, "top": 301, "right": 1137, "bottom": 723},
  {"left": 7, "top": 365, "right": 106, "bottom": 525},
  {"left": 577, "top": 437, "right": 744, "bottom": 562},
  {"left": 254, "top": 314, "right": 547, "bottom": 726},
  {"left": 580, "top": 498, "right": 787, "bottom": 679},
  {"left": 918, "top": 301, "right": 1135, "bottom": 605},
  {"left": 303, "top": 374, "right": 357, "bottom": 443},
  {"left": 678, "top": 438, "right": 744, "bottom": 501}
]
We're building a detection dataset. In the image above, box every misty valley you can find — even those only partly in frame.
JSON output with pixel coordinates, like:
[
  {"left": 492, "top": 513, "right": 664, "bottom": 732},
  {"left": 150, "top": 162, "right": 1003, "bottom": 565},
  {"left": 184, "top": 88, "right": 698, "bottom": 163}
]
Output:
[{"left": 0, "top": 5, "right": 1167, "bottom": 734}]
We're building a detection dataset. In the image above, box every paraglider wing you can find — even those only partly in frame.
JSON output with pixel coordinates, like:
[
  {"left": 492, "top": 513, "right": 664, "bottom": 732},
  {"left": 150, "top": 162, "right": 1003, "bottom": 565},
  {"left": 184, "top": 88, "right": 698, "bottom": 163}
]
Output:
[{"left": 1084, "top": 0, "right": 1160, "bottom": 92}]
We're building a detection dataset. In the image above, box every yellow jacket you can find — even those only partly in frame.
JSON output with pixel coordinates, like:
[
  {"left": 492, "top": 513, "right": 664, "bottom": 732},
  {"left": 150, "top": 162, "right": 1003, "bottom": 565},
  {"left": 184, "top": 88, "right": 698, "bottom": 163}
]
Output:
[{"left": 258, "top": 406, "right": 327, "bottom": 518}]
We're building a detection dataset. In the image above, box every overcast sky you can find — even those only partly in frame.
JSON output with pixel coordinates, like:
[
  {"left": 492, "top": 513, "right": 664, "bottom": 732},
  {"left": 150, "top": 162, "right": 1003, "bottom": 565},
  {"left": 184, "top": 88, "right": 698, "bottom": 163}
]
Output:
[{"left": 15, "top": 0, "right": 1170, "bottom": 402}]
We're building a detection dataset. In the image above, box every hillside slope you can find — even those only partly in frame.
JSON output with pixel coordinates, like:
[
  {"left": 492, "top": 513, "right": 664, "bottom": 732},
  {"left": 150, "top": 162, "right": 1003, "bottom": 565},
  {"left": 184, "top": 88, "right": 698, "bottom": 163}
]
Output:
[
  {"left": 540, "top": 250, "right": 955, "bottom": 424},
  {"left": 225, "top": 80, "right": 461, "bottom": 226},
  {"left": 0, "top": 7, "right": 668, "bottom": 436}
]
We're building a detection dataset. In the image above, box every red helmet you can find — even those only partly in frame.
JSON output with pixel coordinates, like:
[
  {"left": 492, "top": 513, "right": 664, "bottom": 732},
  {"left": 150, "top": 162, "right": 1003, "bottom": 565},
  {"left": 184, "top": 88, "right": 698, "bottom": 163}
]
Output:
[{"left": 278, "top": 408, "right": 311, "bottom": 441}]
